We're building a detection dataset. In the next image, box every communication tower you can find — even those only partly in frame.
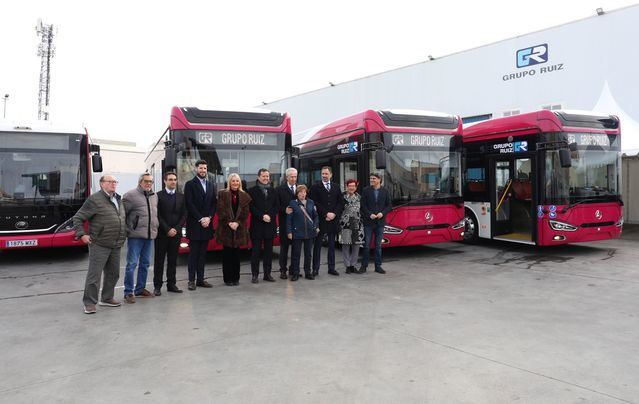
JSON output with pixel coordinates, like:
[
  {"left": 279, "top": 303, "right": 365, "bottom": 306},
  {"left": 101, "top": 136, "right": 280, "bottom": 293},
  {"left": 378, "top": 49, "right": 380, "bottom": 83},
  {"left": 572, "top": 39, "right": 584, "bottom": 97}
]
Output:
[{"left": 36, "top": 19, "right": 55, "bottom": 120}]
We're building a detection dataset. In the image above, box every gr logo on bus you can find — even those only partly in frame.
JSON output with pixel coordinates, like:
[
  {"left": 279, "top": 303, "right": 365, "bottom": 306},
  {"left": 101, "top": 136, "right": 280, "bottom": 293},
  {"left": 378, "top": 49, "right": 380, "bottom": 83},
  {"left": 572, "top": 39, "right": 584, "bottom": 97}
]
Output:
[{"left": 516, "top": 44, "right": 548, "bottom": 68}]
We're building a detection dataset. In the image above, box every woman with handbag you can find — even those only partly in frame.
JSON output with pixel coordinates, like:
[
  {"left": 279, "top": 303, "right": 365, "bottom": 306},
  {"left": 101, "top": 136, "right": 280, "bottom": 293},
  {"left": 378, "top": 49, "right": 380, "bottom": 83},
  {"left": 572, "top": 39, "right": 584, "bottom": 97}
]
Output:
[
  {"left": 339, "top": 179, "right": 364, "bottom": 273},
  {"left": 286, "top": 185, "right": 319, "bottom": 281},
  {"left": 216, "top": 173, "right": 252, "bottom": 286}
]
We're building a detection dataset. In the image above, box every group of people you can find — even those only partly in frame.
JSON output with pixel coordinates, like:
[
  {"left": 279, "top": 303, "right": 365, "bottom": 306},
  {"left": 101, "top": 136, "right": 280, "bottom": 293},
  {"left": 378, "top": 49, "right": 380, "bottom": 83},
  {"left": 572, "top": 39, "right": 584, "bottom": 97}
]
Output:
[{"left": 72, "top": 160, "right": 391, "bottom": 315}]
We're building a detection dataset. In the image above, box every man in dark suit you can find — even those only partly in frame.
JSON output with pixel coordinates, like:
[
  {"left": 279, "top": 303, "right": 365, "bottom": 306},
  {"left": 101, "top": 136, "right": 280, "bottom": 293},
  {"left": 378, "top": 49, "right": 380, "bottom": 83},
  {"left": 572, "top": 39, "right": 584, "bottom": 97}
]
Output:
[
  {"left": 275, "top": 167, "right": 298, "bottom": 279},
  {"left": 247, "top": 168, "right": 278, "bottom": 283},
  {"left": 360, "top": 173, "right": 392, "bottom": 274},
  {"left": 153, "top": 171, "right": 187, "bottom": 295},
  {"left": 184, "top": 160, "right": 217, "bottom": 290},
  {"left": 310, "top": 166, "right": 344, "bottom": 276}
]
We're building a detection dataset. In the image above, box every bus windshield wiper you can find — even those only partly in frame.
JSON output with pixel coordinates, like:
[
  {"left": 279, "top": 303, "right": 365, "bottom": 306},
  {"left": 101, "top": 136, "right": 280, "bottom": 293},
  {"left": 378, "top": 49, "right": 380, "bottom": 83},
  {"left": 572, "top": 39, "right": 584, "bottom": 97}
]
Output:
[{"left": 560, "top": 198, "right": 601, "bottom": 213}]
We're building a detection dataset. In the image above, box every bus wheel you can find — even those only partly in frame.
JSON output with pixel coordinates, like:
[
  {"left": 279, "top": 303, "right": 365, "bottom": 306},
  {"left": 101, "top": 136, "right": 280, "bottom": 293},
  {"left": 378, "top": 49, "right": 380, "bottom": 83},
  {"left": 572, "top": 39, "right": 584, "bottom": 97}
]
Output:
[{"left": 463, "top": 209, "right": 479, "bottom": 243}]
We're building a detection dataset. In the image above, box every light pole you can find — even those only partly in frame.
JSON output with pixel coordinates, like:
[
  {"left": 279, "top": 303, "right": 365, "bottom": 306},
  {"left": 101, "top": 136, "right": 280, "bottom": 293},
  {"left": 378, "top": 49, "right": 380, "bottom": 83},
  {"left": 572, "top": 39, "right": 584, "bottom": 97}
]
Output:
[{"left": 2, "top": 94, "right": 8, "bottom": 118}]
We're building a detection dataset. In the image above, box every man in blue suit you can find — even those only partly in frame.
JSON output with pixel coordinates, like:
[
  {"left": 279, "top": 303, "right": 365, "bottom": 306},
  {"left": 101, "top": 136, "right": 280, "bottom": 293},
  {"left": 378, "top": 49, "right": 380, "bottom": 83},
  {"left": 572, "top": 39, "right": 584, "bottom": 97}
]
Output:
[
  {"left": 184, "top": 160, "right": 217, "bottom": 290},
  {"left": 360, "top": 173, "right": 392, "bottom": 274}
]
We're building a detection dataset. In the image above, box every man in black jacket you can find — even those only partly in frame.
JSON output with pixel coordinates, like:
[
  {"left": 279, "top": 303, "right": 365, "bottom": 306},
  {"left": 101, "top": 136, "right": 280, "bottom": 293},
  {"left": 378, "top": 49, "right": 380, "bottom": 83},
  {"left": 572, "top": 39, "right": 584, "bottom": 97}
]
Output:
[
  {"left": 248, "top": 168, "right": 278, "bottom": 283},
  {"left": 184, "top": 160, "right": 217, "bottom": 290},
  {"left": 153, "top": 171, "right": 187, "bottom": 295},
  {"left": 275, "top": 167, "right": 298, "bottom": 279},
  {"left": 360, "top": 173, "right": 392, "bottom": 274},
  {"left": 310, "top": 166, "right": 344, "bottom": 276}
]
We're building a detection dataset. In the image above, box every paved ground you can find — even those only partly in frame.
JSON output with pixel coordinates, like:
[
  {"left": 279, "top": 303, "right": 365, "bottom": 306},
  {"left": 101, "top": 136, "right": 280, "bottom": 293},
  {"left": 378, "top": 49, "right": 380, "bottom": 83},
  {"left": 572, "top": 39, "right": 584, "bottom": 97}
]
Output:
[{"left": 1, "top": 230, "right": 638, "bottom": 403}]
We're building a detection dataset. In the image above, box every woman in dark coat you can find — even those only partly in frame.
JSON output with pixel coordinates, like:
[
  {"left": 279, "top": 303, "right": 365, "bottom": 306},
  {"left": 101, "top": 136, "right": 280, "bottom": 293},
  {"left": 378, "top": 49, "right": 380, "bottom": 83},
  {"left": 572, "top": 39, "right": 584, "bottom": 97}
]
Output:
[
  {"left": 339, "top": 179, "right": 364, "bottom": 273},
  {"left": 286, "top": 185, "right": 319, "bottom": 281},
  {"left": 216, "top": 173, "right": 252, "bottom": 286}
]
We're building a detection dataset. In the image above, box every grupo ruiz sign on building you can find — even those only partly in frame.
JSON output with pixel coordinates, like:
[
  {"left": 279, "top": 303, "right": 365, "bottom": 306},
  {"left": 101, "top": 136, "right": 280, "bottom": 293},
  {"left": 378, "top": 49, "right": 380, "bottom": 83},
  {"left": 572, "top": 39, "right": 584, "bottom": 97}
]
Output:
[{"left": 502, "top": 43, "right": 565, "bottom": 82}]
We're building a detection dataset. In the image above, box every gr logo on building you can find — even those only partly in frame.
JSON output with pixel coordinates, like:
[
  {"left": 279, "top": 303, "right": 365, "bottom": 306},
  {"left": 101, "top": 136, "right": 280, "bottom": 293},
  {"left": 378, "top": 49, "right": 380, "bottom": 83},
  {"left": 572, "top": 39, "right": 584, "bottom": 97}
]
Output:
[{"left": 516, "top": 44, "right": 548, "bottom": 68}]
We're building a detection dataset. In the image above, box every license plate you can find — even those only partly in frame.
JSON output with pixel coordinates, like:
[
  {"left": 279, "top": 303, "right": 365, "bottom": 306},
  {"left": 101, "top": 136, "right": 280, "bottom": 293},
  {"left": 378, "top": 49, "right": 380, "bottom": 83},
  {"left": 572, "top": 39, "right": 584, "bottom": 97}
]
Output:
[{"left": 6, "top": 240, "right": 38, "bottom": 248}]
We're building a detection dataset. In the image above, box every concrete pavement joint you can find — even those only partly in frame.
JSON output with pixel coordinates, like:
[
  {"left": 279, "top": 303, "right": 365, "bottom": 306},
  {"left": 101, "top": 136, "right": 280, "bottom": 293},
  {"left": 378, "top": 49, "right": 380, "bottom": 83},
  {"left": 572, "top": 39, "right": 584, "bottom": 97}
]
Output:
[{"left": 387, "top": 327, "right": 636, "bottom": 404}]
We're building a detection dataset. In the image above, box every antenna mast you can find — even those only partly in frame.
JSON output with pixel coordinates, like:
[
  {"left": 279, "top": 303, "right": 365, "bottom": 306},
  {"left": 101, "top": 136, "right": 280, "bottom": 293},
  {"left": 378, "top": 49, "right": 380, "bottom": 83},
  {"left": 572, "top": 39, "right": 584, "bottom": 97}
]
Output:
[{"left": 36, "top": 19, "right": 55, "bottom": 120}]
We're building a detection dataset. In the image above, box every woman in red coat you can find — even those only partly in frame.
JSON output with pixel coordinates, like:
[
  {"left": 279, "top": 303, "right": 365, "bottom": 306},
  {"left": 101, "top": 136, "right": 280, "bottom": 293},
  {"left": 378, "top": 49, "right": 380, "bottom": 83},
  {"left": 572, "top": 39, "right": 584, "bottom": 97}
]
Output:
[{"left": 216, "top": 173, "right": 252, "bottom": 286}]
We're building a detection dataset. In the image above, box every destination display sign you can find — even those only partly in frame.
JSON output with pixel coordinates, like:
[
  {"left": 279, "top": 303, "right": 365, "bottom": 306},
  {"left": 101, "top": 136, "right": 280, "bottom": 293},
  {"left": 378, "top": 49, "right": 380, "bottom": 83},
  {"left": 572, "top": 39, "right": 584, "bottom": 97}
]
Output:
[
  {"left": 196, "top": 131, "right": 279, "bottom": 146},
  {"left": 492, "top": 140, "right": 528, "bottom": 154},
  {"left": 337, "top": 141, "right": 359, "bottom": 154},
  {"left": 566, "top": 133, "right": 611, "bottom": 148},
  {"left": 390, "top": 133, "right": 451, "bottom": 148}
]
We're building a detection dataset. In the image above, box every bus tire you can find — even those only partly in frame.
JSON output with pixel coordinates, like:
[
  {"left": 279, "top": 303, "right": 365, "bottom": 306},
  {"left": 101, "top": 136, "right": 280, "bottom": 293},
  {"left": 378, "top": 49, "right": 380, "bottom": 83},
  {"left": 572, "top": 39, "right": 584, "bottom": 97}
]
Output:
[{"left": 463, "top": 209, "right": 479, "bottom": 243}]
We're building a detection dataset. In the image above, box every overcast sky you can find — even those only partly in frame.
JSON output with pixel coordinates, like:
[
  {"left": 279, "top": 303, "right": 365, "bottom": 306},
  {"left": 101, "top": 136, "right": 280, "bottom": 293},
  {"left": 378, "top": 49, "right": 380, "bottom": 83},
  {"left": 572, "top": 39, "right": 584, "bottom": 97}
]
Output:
[{"left": 1, "top": 0, "right": 637, "bottom": 149}]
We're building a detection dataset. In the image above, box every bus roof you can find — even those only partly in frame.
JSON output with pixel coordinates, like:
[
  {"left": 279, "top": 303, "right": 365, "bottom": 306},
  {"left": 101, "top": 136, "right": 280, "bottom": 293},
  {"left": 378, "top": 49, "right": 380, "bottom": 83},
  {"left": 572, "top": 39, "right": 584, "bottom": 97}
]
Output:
[
  {"left": 0, "top": 120, "right": 87, "bottom": 135},
  {"left": 169, "top": 106, "right": 291, "bottom": 133},
  {"left": 463, "top": 110, "right": 620, "bottom": 141},
  {"left": 293, "top": 109, "right": 461, "bottom": 146}
]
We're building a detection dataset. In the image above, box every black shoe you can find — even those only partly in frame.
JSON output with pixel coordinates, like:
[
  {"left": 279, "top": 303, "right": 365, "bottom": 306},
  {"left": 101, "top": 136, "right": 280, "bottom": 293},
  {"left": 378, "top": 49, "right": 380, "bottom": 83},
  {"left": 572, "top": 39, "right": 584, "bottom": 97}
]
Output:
[
  {"left": 167, "top": 285, "right": 183, "bottom": 293},
  {"left": 154, "top": 288, "right": 162, "bottom": 296},
  {"left": 375, "top": 267, "right": 386, "bottom": 274},
  {"left": 358, "top": 267, "right": 367, "bottom": 274},
  {"left": 280, "top": 272, "right": 288, "bottom": 280},
  {"left": 328, "top": 269, "right": 340, "bottom": 276},
  {"left": 225, "top": 282, "right": 234, "bottom": 286},
  {"left": 196, "top": 280, "right": 213, "bottom": 288},
  {"left": 312, "top": 270, "right": 318, "bottom": 277},
  {"left": 305, "top": 273, "right": 315, "bottom": 280},
  {"left": 233, "top": 281, "right": 239, "bottom": 286},
  {"left": 187, "top": 281, "right": 196, "bottom": 291},
  {"left": 352, "top": 266, "right": 361, "bottom": 274},
  {"left": 345, "top": 266, "right": 353, "bottom": 274},
  {"left": 264, "top": 274, "right": 275, "bottom": 282},
  {"left": 290, "top": 274, "right": 299, "bottom": 281},
  {"left": 251, "top": 276, "right": 259, "bottom": 284}
]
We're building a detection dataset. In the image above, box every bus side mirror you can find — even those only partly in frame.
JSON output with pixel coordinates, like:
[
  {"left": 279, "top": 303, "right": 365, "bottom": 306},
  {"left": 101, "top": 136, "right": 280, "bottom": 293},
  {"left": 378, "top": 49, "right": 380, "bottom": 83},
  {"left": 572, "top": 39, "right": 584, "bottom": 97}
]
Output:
[
  {"left": 375, "top": 149, "right": 387, "bottom": 170},
  {"left": 92, "top": 154, "right": 103, "bottom": 173},
  {"left": 164, "top": 146, "right": 177, "bottom": 170},
  {"left": 382, "top": 132, "right": 394, "bottom": 152},
  {"left": 559, "top": 149, "right": 572, "bottom": 168},
  {"left": 291, "top": 156, "right": 300, "bottom": 170}
]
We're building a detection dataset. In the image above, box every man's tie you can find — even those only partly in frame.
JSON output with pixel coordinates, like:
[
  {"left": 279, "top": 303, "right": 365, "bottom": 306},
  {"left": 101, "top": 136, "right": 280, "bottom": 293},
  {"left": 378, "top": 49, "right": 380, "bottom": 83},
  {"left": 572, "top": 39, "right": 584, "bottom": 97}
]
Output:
[{"left": 325, "top": 182, "right": 330, "bottom": 191}]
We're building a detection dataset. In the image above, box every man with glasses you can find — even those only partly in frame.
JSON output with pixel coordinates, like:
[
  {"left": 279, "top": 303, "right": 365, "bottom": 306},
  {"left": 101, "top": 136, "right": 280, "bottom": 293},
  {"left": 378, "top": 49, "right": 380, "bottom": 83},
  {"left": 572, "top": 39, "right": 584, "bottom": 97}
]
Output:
[
  {"left": 122, "top": 173, "right": 159, "bottom": 303},
  {"left": 276, "top": 167, "right": 298, "bottom": 279},
  {"left": 72, "top": 175, "right": 127, "bottom": 314},
  {"left": 153, "top": 172, "right": 186, "bottom": 295}
]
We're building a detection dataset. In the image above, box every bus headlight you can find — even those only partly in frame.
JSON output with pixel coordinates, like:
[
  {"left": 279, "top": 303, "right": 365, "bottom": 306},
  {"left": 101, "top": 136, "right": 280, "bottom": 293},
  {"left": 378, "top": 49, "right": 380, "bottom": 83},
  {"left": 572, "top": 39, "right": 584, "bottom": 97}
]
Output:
[
  {"left": 549, "top": 220, "right": 578, "bottom": 232},
  {"left": 55, "top": 218, "right": 75, "bottom": 233},
  {"left": 616, "top": 217, "right": 624, "bottom": 227},
  {"left": 451, "top": 219, "right": 466, "bottom": 230},
  {"left": 383, "top": 225, "right": 403, "bottom": 235}
]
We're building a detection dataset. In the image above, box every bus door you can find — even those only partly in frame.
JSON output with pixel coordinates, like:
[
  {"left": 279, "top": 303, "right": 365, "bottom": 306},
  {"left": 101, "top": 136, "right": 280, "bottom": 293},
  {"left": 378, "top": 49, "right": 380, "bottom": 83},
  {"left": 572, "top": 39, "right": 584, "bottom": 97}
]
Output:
[
  {"left": 335, "top": 156, "right": 359, "bottom": 192},
  {"left": 490, "top": 155, "right": 535, "bottom": 244}
]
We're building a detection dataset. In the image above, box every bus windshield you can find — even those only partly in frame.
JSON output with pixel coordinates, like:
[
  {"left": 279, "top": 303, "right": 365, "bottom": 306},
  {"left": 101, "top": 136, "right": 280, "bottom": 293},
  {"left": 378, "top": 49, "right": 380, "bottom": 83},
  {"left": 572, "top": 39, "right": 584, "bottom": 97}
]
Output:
[
  {"left": 544, "top": 148, "right": 619, "bottom": 205},
  {"left": 176, "top": 147, "right": 287, "bottom": 192},
  {"left": 383, "top": 149, "right": 461, "bottom": 204},
  {"left": 0, "top": 132, "right": 87, "bottom": 202}
]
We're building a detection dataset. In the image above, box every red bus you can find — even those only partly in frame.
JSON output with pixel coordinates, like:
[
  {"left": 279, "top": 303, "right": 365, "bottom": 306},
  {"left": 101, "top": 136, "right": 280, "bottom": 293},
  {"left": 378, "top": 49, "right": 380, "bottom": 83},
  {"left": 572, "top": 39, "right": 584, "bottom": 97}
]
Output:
[
  {"left": 462, "top": 110, "right": 623, "bottom": 245},
  {"left": 294, "top": 109, "right": 465, "bottom": 247},
  {"left": 145, "top": 107, "right": 292, "bottom": 252},
  {"left": 0, "top": 121, "right": 103, "bottom": 250}
]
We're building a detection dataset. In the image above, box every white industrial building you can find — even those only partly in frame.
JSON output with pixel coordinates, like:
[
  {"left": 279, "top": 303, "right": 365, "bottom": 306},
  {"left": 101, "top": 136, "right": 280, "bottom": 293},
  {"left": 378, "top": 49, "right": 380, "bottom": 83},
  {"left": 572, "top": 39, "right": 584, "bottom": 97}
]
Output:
[
  {"left": 262, "top": 4, "right": 639, "bottom": 152},
  {"left": 91, "top": 138, "right": 146, "bottom": 194},
  {"left": 261, "top": 4, "right": 639, "bottom": 222}
]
